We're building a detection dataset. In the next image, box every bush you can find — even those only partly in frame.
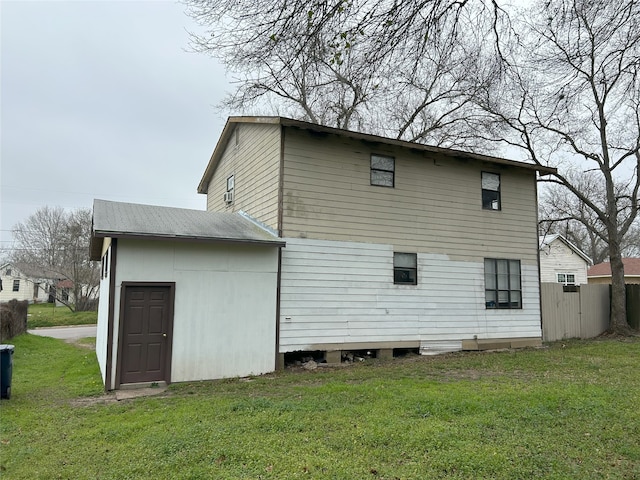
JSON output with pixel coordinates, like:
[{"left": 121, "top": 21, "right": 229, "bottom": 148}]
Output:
[{"left": 0, "top": 300, "right": 28, "bottom": 341}]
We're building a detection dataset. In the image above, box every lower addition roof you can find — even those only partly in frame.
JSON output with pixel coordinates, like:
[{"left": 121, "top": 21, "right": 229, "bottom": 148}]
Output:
[{"left": 90, "top": 199, "right": 285, "bottom": 260}]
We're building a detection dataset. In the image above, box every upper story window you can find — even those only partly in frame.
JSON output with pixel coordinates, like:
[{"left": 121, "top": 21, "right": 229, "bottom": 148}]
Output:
[
  {"left": 224, "top": 175, "right": 235, "bottom": 204},
  {"left": 484, "top": 258, "right": 521, "bottom": 309},
  {"left": 371, "top": 154, "right": 395, "bottom": 187},
  {"left": 6, "top": 268, "right": 11, "bottom": 276},
  {"left": 13, "top": 279, "right": 20, "bottom": 292},
  {"left": 394, "top": 252, "right": 417, "bottom": 285},
  {"left": 482, "top": 172, "right": 501, "bottom": 210},
  {"left": 557, "top": 273, "right": 576, "bottom": 285}
]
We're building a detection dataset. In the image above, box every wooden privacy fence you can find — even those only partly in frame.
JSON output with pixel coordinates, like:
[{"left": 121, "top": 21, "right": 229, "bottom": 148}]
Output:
[
  {"left": 628, "top": 284, "right": 640, "bottom": 330},
  {"left": 541, "top": 283, "right": 610, "bottom": 342}
]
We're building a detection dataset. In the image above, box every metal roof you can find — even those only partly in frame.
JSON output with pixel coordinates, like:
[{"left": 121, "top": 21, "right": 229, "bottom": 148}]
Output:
[
  {"left": 198, "top": 116, "right": 558, "bottom": 194},
  {"left": 90, "top": 199, "right": 284, "bottom": 260}
]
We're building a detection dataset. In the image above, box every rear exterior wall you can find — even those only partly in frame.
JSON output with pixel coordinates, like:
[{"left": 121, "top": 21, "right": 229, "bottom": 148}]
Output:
[
  {"left": 280, "top": 126, "right": 540, "bottom": 264},
  {"left": 278, "top": 126, "right": 543, "bottom": 352},
  {"left": 103, "top": 239, "right": 278, "bottom": 389},
  {"left": 206, "top": 123, "right": 281, "bottom": 230}
]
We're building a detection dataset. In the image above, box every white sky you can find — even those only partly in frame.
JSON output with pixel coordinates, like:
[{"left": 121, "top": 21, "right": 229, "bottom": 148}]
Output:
[{"left": 1, "top": 0, "right": 229, "bottom": 258}]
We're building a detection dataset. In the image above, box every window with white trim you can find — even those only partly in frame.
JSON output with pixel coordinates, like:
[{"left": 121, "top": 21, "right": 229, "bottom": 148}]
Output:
[
  {"left": 484, "top": 258, "right": 521, "bottom": 309},
  {"left": 12, "top": 279, "right": 20, "bottom": 292},
  {"left": 557, "top": 273, "right": 576, "bottom": 285}
]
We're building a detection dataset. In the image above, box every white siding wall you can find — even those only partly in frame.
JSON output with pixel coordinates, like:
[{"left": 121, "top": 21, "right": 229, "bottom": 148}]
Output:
[
  {"left": 280, "top": 238, "right": 542, "bottom": 353},
  {"left": 110, "top": 240, "right": 278, "bottom": 388},
  {"left": 539, "top": 239, "right": 589, "bottom": 285},
  {"left": 95, "top": 245, "right": 112, "bottom": 384},
  {"left": 0, "top": 267, "right": 43, "bottom": 303}
]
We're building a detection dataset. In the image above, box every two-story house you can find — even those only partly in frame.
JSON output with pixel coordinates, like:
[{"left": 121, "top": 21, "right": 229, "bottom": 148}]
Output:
[
  {"left": 92, "top": 116, "right": 555, "bottom": 390},
  {"left": 199, "top": 117, "right": 555, "bottom": 363}
]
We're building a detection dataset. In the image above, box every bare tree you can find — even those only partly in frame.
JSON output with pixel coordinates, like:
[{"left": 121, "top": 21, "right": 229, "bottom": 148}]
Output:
[
  {"left": 481, "top": 0, "right": 640, "bottom": 333},
  {"left": 11, "top": 206, "right": 99, "bottom": 312},
  {"left": 185, "top": 0, "right": 638, "bottom": 332},
  {"left": 185, "top": 0, "right": 505, "bottom": 147},
  {"left": 539, "top": 172, "right": 639, "bottom": 264}
]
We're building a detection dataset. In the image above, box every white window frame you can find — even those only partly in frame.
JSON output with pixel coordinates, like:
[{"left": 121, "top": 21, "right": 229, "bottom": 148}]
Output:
[{"left": 557, "top": 273, "right": 576, "bottom": 285}]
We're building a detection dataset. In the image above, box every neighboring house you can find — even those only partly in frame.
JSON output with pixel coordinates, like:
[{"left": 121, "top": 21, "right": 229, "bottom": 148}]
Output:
[
  {"left": 92, "top": 116, "right": 555, "bottom": 390},
  {"left": 0, "top": 263, "right": 50, "bottom": 303},
  {"left": 90, "top": 201, "right": 284, "bottom": 391},
  {"left": 587, "top": 258, "right": 640, "bottom": 285},
  {"left": 54, "top": 279, "right": 73, "bottom": 306},
  {"left": 539, "top": 234, "right": 592, "bottom": 285}
]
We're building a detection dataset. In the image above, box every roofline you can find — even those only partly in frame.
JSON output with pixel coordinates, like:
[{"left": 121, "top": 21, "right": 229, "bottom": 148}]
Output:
[
  {"left": 197, "top": 116, "right": 558, "bottom": 194},
  {"left": 92, "top": 230, "right": 286, "bottom": 248},
  {"left": 587, "top": 274, "right": 640, "bottom": 278},
  {"left": 540, "top": 233, "right": 592, "bottom": 265}
]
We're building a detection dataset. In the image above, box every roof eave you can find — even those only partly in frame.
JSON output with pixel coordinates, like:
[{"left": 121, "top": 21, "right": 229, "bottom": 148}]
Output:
[
  {"left": 197, "top": 117, "right": 285, "bottom": 194},
  {"left": 197, "top": 117, "right": 558, "bottom": 193},
  {"left": 92, "top": 230, "right": 285, "bottom": 248}
]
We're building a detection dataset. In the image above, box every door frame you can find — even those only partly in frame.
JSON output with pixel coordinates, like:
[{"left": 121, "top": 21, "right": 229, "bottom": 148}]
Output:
[{"left": 116, "top": 282, "right": 175, "bottom": 388}]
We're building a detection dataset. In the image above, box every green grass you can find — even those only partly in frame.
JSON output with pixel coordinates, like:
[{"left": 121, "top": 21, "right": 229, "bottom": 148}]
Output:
[
  {"left": 2, "top": 335, "right": 640, "bottom": 479},
  {"left": 27, "top": 302, "right": 97, "bottom": 328}
]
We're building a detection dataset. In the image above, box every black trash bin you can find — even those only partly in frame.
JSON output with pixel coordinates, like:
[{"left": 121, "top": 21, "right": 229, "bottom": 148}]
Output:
[{"left": 0, "top": 344, "right": 15, "bottom": 399}]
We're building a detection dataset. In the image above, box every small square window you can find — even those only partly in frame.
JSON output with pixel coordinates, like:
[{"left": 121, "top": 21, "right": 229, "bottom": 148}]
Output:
[
  {"left": 394, "top": 252, "right": 417, "bottom": 285},
  {"left": 482, "top": 172, "right": 501, "bottom": 210},
  {"left": 371, "top": 154, "right": 395, "bottom": 187},
  {"left": 12, "top": 279, "right": 20, "bottom": 292}
]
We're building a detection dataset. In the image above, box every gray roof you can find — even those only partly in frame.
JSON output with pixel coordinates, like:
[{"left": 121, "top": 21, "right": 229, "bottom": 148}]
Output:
[{"left": 90, "top": 199, "right": 284, "bottom": 260}]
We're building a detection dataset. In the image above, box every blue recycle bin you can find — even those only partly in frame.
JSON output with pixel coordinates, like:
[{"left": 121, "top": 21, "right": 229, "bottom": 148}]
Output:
[{"left": 0, "top": 344, "right": 15, "bottom": 399}]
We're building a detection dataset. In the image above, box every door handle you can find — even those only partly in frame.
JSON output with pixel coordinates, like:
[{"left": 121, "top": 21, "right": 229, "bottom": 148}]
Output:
[{"left": 162, "top": 333, "right": 167, "bottom": 338}]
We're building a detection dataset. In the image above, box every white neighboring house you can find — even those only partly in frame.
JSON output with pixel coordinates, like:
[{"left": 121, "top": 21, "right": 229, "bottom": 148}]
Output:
[
  {"left": 0, "top": 263, "right": 50, "bottom": 303},
  {"left": 539, "top": 234, "right": 592, "bottom": 285}
]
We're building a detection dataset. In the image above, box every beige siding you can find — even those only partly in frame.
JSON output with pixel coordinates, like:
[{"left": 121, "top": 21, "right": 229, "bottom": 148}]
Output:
[
  {"left": 206, "top": 123, "right": 281, "bottom": 230},
  {"left": 541, "top": 283, "right": 609, "bottom": 341},
  {"left": 281, "top": 127, "right": 539, "bottom": 263},
  {"left": 539, "top": 239, "right": 589, "bottom": 284}
]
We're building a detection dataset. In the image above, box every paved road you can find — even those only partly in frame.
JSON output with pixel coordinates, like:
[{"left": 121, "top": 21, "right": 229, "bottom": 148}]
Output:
[{"left": 29, "top": 325, "right": 97, "bottom": 340}]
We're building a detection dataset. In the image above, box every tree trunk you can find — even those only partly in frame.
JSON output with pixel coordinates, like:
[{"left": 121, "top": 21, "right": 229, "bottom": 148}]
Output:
[{"left": 608, "top": 238, "right": 630, "bottom": 334}]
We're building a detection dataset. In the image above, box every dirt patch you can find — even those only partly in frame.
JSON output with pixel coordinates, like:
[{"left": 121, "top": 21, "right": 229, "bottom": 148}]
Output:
[{"left": 70, "top": 386, "right": 171, "bottom": 407}]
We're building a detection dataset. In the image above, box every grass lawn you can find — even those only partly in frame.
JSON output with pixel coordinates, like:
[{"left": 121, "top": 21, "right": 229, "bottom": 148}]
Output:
[
  {"left": 27, "top": 302, "right": 97, "bottom": 328},
  {"left": 1, "top": 335, "right": 639, "bottom": 479}
]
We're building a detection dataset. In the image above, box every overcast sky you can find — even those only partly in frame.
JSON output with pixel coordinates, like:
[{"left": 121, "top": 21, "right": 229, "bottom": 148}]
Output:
[{"left": 1, "top": 0, "right": 230, "bottom": 258}]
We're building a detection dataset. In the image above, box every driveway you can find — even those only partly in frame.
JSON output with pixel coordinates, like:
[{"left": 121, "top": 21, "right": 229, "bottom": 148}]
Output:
[{"left": 29, "top": 325, "right": 97, "bottom": 341}]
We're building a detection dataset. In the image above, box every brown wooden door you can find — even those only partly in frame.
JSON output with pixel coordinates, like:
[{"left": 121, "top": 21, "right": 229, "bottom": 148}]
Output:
[{"left": 120, "top": 285, "right": 173, "bottom": 384}]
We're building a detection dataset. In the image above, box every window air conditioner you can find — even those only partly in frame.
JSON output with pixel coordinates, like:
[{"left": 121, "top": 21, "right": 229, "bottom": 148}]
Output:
[{"left": 223, "top": 191, "right": 234, "bottom": 204}]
